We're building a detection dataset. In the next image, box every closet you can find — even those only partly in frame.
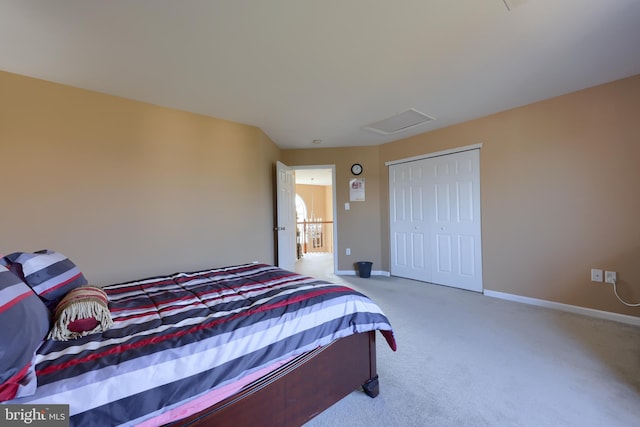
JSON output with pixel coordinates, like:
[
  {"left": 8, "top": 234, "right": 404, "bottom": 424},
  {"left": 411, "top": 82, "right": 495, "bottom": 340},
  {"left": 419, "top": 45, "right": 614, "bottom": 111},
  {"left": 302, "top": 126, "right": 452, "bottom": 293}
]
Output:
[{"left": 388, "top": 147, "right": 482, "bottom": 292}]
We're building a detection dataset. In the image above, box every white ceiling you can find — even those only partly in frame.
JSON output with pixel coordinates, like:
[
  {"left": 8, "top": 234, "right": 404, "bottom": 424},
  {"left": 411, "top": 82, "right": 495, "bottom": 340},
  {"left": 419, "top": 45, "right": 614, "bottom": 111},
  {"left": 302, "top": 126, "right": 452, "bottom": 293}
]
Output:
[
  {"left": 295, "top": 169, "right": 333, "bottom": 186},
  {"left": 1, "top": 0, "right": 639, "bottom": 149}
]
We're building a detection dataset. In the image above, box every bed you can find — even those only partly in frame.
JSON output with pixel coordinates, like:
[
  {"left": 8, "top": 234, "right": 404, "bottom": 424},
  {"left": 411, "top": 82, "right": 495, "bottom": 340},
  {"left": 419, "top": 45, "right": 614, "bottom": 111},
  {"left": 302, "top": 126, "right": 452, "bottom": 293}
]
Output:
[{"left": 1, "top": 253, "right": 396, "bottom": 427}]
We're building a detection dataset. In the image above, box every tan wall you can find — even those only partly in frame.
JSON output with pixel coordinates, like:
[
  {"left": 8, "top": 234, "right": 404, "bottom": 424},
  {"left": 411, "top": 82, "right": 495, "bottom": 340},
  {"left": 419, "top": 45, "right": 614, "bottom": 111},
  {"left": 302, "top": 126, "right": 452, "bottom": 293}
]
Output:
[
  {"left": 282, "top": 147, "right": 381, "bottom": 272},
  {"left": 379, "top": 75, "right": 640, "bottom": 318},
  {"left": 295, "top": 184, "right": 330, "bottom": 221},
  {"left": 295, "top": 183, "right": 333, "bottom": 252},
  {"left": 3, "top": 69, "right": 637, "bottom": 318},
  {"left": 324, "top": 184, "right": 333, "bottom": 221},
  {"left": 0, "top": 71, "right": 280, "bottom": 285}
]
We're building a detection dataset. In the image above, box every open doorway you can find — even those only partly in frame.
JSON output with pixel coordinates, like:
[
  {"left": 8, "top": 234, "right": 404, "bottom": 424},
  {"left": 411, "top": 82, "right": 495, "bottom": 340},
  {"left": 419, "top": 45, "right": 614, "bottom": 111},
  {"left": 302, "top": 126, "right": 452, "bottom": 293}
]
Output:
[{"left": 293, "top": 166, "right": 336, "bottom": 278}]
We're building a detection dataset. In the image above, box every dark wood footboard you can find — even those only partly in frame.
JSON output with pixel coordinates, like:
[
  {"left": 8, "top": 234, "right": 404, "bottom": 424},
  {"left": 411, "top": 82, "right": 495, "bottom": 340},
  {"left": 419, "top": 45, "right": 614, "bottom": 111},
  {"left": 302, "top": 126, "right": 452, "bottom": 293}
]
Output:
[{"left": 173, "top": 331, "right": 378, "bottom": 427}]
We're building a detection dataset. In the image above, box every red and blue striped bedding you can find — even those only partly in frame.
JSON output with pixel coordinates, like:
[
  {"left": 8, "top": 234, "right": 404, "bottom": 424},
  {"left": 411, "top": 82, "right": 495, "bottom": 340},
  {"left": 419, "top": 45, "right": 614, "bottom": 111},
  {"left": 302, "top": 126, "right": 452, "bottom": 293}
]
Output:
[{"left": 9, "top": 263, "right": 395, "bottom": 426}]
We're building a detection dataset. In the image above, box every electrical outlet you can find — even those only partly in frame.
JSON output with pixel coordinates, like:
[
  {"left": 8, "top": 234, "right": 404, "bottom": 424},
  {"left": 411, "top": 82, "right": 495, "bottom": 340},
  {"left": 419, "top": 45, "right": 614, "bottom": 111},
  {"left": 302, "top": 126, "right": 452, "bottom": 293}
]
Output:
[
  {"left": 605, "top": 271, "right": 617, "bottom": 284},
  {"left": 345, "top": 248, "right": 351, "bottom": 256},
  {"left": 591, "top": 269, "right": 603, "bottom": 282}
]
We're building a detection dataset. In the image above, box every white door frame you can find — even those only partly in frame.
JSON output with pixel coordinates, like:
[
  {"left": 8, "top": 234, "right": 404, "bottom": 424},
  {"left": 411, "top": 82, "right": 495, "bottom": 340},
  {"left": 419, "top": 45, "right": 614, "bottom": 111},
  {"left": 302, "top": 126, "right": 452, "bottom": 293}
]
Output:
[
  {"left": 385, "top": 143, "right": 483, "bottom": 167},
  {"left": 290, "top": 164, "right": 338, "bottom": 275},
  {"left": 386, "top": 143, "right": 483, "bottom": 291}
]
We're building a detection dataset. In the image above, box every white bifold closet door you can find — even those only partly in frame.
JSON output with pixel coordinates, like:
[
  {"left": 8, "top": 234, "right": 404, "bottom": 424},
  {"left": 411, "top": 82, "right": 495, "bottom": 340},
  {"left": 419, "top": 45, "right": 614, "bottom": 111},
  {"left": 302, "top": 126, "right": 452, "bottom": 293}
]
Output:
[{"left": 389, "top": 149, "right": 482, "bottom": 292}]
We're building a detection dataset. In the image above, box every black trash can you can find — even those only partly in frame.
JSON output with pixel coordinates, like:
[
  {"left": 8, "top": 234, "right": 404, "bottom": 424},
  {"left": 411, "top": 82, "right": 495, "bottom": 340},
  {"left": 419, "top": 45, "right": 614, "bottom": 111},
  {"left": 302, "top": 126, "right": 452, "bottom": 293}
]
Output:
[{"left": 356, "top": 261, "right": 373, "bottom": 278}]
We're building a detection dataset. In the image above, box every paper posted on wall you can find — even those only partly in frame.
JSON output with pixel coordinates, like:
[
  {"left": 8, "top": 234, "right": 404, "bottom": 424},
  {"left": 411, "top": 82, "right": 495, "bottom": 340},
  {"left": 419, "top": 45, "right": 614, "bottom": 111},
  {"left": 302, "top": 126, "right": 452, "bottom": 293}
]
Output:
[{"left": 349, "top": 178, "right": 365, "bottom": 201}]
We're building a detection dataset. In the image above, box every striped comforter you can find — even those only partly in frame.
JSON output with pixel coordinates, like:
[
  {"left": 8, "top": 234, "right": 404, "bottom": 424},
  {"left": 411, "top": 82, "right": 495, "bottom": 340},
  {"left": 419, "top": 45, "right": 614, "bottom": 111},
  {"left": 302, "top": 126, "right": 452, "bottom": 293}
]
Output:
[{"left": 11, "top": 263, "right": 395, "bottom": 426}]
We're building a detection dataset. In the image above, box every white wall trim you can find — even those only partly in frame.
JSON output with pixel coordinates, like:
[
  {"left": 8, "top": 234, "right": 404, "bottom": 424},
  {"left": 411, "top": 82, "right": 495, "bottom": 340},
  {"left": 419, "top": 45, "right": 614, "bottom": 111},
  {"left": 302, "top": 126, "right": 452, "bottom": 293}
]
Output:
[
  {"left": 484, "top": 290, "right": 640, "bottom": 327},
  {"left": 337, "top": 270, "right": 357, "bottom": 276},
  {"left": 291, "top": 164, "right": 338, "bottom": 276},
  {"left": 337, "top": 270, "right": 390, "bottom": 277},
  {"left": 384, "top": 143, "right": 483, "bottom": 166}
]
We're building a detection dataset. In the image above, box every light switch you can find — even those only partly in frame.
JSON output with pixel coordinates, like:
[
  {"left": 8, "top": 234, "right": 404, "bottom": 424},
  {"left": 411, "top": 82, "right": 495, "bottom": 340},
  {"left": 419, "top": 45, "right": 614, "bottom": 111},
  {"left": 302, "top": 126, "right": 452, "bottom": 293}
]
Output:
[{"left": 345, "top": 203, "right": 350, "bottom": 211}]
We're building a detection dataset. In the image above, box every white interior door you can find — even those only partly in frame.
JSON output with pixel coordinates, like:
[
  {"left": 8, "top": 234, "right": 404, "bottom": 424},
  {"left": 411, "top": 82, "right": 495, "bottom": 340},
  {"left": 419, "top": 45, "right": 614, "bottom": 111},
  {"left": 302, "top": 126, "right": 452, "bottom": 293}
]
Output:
[
  {"left": 389, "top": 149, "right": 482, "bottom": 292},
  {"left": 276, "top": 161, "right": 296, "bottom": 271},
  {"left": 389, "top": 162, "right": 430, "bottom": 282},
  {"left": 429, "top": 150, "right": 482, "bottom": 292}
]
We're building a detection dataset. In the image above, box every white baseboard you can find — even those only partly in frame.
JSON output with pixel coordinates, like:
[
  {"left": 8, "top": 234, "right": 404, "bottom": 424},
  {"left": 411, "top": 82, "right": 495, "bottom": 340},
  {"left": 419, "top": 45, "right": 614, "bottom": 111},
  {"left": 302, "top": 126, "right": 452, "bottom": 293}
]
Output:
[
  {"left": 336, "top": 270, "right": 390, "bottom": 277},
  {"left": 337, "top": 270, "right": 356, "bottom": 276},
  {"left": 484, "top": 290, "right": 640, "bottom": 327}
]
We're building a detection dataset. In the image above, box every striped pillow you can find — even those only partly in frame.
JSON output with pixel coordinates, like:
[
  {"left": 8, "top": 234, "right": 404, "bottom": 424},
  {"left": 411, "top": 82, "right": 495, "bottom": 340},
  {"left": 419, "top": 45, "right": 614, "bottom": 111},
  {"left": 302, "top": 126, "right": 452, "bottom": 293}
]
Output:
[
  {"left": 49, "top": 286, "right": 112, "bottom": 341},
  {"left": 0, "top": 265, "right": 50, "bottom": 401},
  {"left": 1, "top": 250, "right": 88, "bottom": 310}
]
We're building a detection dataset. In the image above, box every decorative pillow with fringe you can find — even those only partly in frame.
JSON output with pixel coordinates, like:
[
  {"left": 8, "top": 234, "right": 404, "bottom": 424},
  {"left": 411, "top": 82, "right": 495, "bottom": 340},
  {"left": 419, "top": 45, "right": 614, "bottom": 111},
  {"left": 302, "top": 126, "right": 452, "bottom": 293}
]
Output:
[{"left": 49, "top": 286, "right": 112, "bottom": 341}]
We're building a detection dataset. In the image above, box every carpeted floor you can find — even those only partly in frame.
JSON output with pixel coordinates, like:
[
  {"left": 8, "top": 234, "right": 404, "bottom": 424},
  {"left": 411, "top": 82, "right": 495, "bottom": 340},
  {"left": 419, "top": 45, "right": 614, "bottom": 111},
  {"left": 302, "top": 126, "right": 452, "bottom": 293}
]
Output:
[{"left": 296, "top": 253, "right": 640, "bottom": 427}]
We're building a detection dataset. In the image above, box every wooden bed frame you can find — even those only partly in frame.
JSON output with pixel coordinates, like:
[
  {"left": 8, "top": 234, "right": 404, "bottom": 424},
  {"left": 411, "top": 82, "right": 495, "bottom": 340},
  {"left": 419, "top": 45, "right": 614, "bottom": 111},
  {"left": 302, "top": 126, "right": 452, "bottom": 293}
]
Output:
[{"left": 173, "top": 331, "right": 379, "bottom": 426}]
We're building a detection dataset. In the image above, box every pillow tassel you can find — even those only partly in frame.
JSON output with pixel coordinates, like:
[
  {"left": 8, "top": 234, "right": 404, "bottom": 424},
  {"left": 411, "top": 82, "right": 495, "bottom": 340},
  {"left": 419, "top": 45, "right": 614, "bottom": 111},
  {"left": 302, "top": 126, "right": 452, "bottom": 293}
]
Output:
[{"left": 48, "top": 287, "right": 112, "bottom": 341}]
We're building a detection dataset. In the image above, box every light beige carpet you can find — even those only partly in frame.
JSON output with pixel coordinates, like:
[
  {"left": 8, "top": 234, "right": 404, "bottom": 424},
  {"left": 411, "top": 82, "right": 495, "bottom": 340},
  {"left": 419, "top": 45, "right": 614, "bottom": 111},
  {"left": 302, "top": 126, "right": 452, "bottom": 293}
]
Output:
[{"left": 296, "top": 253, "right": 640, "bottom": 427}]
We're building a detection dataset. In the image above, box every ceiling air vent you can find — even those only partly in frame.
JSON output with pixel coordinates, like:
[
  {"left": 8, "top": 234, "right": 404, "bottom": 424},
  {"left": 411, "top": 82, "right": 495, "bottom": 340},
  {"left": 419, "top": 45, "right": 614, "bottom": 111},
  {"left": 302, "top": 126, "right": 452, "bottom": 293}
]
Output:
[
  {"left": 502, "top": 0, "right": 528, "bottom": 11},
  {"left": 362, "top": 108, "right": 435, "bottom": 135}
]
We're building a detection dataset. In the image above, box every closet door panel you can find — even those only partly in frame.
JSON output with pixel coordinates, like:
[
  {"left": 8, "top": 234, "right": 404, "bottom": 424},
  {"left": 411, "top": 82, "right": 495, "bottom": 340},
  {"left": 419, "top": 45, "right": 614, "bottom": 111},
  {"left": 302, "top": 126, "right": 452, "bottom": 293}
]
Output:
[
  {"left": 429, "top": 150, "right": 482, "bottom": 291},
  {"left": 389, "top": 148, "right": 482, "bottom": 292},
  {"left": 389, "top": 163, "right": 429, "bottom": 282}
]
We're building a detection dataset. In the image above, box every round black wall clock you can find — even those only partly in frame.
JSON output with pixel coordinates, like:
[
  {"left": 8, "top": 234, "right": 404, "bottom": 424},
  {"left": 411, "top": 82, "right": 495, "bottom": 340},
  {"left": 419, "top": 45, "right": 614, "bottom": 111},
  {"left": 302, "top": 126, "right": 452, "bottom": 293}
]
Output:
[{"left": 351, "top": 163, "right": 363, "bottom": 175}]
